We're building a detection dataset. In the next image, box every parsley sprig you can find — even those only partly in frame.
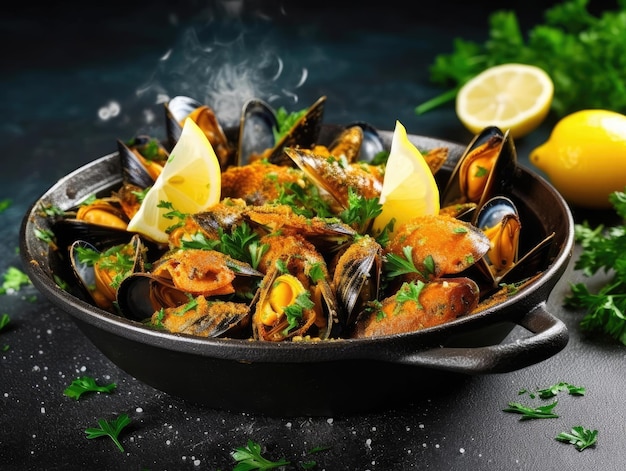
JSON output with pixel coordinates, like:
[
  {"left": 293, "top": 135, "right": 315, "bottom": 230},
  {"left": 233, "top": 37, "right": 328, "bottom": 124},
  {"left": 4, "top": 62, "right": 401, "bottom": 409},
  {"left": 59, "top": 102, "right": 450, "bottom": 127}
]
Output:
[
  {"left": 0, "top": 266, "right": 31, "bottom": 294},
  {"left": 339, "top": 187, "right": 382, "bottom": 233},
  {"left": 564, "top": 189, "right": 626, "bottom": 345},
  {"left": 231, "top": 439, "right": 290, "bottom": 470},
  {"left": 416, "top": 0, "right": 626, "bottom": 118},
  {"left": 84, "top": 413, "right": 131, "bottom": 452},
  {"left": 64, "top": 376, "right": 117, "bottom": 400},
  {"left": 181, "top": 223, "right": 269, "bottom": 270},
  {"left": 555, "top": 426, "right": 598, "bottom": 451},
  {"left": 536, "top": 382, "right": 585, "bottom": 399},
  {"left": 0, "top": 313, "right": 10, "bottom": 331},
  {"left": 503, "top": 400, "right": 560, "bottom": 420},
  {"left": 385, "top": 246, "right": 435, "bottom": 279}
]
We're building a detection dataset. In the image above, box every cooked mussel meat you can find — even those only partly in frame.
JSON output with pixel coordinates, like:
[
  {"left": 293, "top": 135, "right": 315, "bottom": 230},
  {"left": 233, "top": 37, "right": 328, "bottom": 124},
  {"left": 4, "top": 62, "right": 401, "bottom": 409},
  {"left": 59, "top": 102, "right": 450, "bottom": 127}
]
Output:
[
  {"left": 441, "top": 126, "right": 517, "bottom": 213},
  {"left": 385, "top": 214, "right": 491, "bottom": 283},
  {"left": 352, "top": 277, "right": 480, "bottom": 338}
]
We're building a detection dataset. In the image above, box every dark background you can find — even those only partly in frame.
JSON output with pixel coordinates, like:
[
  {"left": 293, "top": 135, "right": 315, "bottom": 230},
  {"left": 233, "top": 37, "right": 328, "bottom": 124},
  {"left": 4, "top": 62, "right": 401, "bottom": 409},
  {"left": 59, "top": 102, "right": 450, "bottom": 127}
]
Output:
[{"left": 2, "top": 1, "right": 625, "bottom": 470}]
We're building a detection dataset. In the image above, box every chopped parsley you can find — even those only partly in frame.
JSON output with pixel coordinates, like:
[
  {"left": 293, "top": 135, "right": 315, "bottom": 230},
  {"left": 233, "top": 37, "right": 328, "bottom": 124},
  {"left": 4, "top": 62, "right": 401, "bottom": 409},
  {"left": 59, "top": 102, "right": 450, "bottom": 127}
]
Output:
[
  {"left": 84, "top": 413, "right": 131, "bottom": 453},
  {"left": 0, "top": 199, "right": 11, "bottom": 213},
  {"left": 64, "top": 376, "right": 117, "bottom": 400},
  {"left": 0, "top": 267, "right": 31, "bottom": 294},
  {"left": 282, "top": 291, "right": 315, "bottom": 335},
  {"left": 564, "top": 188, "right": 626, "bottom": 345},
  {"left": 385, "top": 246, "right": 435, "bottom": 279},
  {"left": 503, "top": 400, "right": 560, "bottom": 420},
  {"left": 555, "top": 426, "right": 598, "bottom": 452},
  {"left": 231, "top": 439, "right": 291, "bottom": 470}
]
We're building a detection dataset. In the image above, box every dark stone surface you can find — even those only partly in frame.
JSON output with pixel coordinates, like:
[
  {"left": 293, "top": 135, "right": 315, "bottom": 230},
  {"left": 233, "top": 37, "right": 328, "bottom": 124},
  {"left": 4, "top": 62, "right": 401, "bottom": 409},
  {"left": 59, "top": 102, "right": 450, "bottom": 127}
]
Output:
[{"left": 2, "top": 1, "right": 624, "bottom": 469}]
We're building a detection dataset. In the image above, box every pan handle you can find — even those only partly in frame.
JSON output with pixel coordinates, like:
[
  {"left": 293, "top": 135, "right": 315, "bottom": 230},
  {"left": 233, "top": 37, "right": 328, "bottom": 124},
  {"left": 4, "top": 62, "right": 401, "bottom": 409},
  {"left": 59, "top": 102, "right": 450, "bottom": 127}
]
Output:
[{"left": 394, "top": 303, "right": 569, "bottom": 374}]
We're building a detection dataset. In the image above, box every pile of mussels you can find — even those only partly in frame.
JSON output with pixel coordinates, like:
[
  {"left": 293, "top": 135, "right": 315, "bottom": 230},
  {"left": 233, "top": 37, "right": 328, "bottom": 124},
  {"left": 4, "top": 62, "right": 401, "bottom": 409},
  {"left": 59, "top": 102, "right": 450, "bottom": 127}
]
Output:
[{"left": 43, "top": 95, "right": 555, "bottom": 342}]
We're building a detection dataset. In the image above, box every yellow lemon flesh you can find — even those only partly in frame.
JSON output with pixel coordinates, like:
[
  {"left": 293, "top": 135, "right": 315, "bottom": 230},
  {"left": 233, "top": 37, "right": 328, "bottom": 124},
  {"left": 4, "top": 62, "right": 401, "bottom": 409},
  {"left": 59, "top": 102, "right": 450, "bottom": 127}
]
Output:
[
  {"left": 456, "top": 63, "right": 554, "bottom": 139},
  {"left": 126, "top": 118, "right": 222, "bottom": 243},
  {"left": 372, "top": 120, "right": 439, "bottom": 235},
  {"left": 530, "top": 109, "right": 626, "bottom": 209}
]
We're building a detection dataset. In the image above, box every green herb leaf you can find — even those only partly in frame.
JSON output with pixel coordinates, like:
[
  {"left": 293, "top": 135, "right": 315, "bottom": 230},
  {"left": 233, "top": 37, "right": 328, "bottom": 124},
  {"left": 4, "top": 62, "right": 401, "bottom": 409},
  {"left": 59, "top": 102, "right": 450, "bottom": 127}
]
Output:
[
  {"left": 564, "top": 188, "right": 626, "bottom": 345},
  {"left": 64, "top": 376, "right": 117, "bottom": 400},
  {"left": 503, "top": 400, "right": 559, "bottom": 420},
  {"left": 84, "top": 413, "right": 131, "bottom": 452},
  {"left": 395, "top": 281, "right": 425, "bottom": 310},
  {"left": 0, "top": 313, "right": 10, "bottom": 332},
  {"left": 0, "top": 266, "right": 31, "bottom": 294},
  {"left": 231, "top": 439, "right": 290, "bottom": 470},
  {"left": 282, "top": 291, "right": 315, "bottom": 335},
  {"left": 537, "top": 382, "right": 586, "bottom": 399},
  {"left": 416, "top": 1, "right": 626, "bottom": 118},
  {"left": 339, "top": 187, "right": 382, "bottom": 233},
  {"left": 555, "top": 426, "right": 598, "bottom": 451}
]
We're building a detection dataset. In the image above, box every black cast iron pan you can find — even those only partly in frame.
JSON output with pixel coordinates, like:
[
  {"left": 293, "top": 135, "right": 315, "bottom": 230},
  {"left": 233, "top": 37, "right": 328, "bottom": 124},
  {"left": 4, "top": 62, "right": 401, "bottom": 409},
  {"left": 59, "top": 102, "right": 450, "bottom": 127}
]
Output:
[{"left": 20, "top": 128, "right": 574, "bottom": 416}]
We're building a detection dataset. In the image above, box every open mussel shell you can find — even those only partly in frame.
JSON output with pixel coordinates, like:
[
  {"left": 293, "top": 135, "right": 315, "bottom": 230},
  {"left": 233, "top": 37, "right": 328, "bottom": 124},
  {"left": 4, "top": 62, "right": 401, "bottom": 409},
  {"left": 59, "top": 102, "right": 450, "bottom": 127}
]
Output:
[
  {"left": 266, "top": 95, "right": 327, "bottom": 165},
  {"left": 164, "top": 95, "right": 203, "bottom": 147},
  {"left": 339, "top": 121, "right": 385, "bottom": 163},
  {"left": 116, "top": 272, "right": 184, "bottom": 321},
  {"left": 117, "top": 135, "right": 169, "bottom": 188},
  {"left": 52, "top": 219, "right": 134, "bottom": 254},
  {"left": 251, "top": 264, "right": 338, "bottom": 341},
  {"left": 472, "top": 195, "right": 556, "bottom": 291},
  {"left": 441, "top": 126, "right": 518, "bottom": 211},
  {"left": 237, "top": 98, "right": 279, "bottom": 166},
  {"left": 69, "top": 234, "right": 145, "bottom": 310},
  {"left": 331, "top": 236, "right": 383, "bottom": 330},
  {"left": 69, "top": 239, "right": 100, "bottom": 302}
]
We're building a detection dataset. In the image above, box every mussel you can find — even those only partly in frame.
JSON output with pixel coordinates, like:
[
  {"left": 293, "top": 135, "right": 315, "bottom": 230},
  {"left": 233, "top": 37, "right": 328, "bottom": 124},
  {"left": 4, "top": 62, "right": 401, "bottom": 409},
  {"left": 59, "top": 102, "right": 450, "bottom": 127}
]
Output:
[
  {"left": 352, "top": 277, "right": 481, "bottom": 338},
  {"left": 331, "top": 235, "right": 383, "bottom": 330},
  {"left": 472, "top": 195, "right": 556, "bottom": 291},
  {"left": 116, "top": 249, "right": 263, "bottom": 325},
  {"left": 117, "top": 135, "right": 169, "bottom": 188},
  {"left": 164, "top": 95, "right": 234, "bottom": 168},
  {"left": 69, "top": 234, "right": 146, "bottom": 311},
  {"left": 252, "top": 252, "right": 338, "bottom": 341},
  {"left": 441, "top": 126, "right": 517, "bottom": 215}
]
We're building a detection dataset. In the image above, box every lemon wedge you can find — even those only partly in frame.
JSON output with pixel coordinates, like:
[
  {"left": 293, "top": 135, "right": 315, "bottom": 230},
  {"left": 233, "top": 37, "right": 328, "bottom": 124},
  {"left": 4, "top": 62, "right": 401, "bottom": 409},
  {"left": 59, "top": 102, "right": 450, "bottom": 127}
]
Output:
[
  {"left": 372, "top": 121, "right": 439, "bottom": 235},
  {"left": 126, "top": 118, "right": 222, "bottom": 243},
  {"left": 456, "top": 63, "right": 554, "bottom": 139}
]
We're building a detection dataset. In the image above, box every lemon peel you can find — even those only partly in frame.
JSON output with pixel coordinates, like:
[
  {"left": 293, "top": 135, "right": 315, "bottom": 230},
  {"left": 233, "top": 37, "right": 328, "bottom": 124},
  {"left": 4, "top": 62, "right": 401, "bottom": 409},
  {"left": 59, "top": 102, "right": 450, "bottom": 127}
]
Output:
[{"left": 126, "top": 118, "right": 222, "bottom": 243}]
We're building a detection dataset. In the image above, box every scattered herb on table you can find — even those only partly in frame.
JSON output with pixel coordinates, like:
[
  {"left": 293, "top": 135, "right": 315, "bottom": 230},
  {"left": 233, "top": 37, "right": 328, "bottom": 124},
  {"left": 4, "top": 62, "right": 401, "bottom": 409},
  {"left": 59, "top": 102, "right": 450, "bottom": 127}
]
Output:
[
  {"left": 555, "top": 426, "right": 598, "bottom": 451},
  {"left": 415, "top": 0, "right": 626, "bottom": 118},
  {"left": 231, "top": 440, "right": 290, "bottom": 470},
  {"left": 84, "top": 413, "right": 131, "bottom": 452},
  {"left": 537, "top": 382, "right": 586, "bottom": 398},
  {"left": 64, "top": 376, "right": 117, "bottom": 400},
  {"left": 0, "top": 313, "right": 10, "bottom": 331},
  {"left": 0, "top": 313, "right": 9, "bottom": 351},
  {"left": 0, "top": 199, "right": 11, "bottom": 213},
  {"left": 0, "top": 266, "right": 31, "bottom": 294},
  {"left": 518, "top": 382, "right": 586, "bottom": 399},
  {"left": 503, "top": 400, "right": 560, "bottom": 420},
  {"left": 564, "top": 189, "right": 626, "bottom": 345}
]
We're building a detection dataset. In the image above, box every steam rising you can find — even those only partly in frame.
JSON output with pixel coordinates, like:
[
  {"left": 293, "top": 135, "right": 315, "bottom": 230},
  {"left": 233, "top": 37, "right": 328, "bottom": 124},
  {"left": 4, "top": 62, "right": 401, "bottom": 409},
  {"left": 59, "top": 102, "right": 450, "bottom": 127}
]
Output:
[{"left": 137, "top": 1, "right": 307, "bottom": 128}]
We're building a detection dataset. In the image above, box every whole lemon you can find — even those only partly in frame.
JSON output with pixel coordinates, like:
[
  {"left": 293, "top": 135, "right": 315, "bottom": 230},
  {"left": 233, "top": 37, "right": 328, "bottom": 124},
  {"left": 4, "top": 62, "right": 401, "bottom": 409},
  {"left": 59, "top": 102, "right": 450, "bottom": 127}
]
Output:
[{"left": 530, "top": 109, "right": 626, "bottom": 209}]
